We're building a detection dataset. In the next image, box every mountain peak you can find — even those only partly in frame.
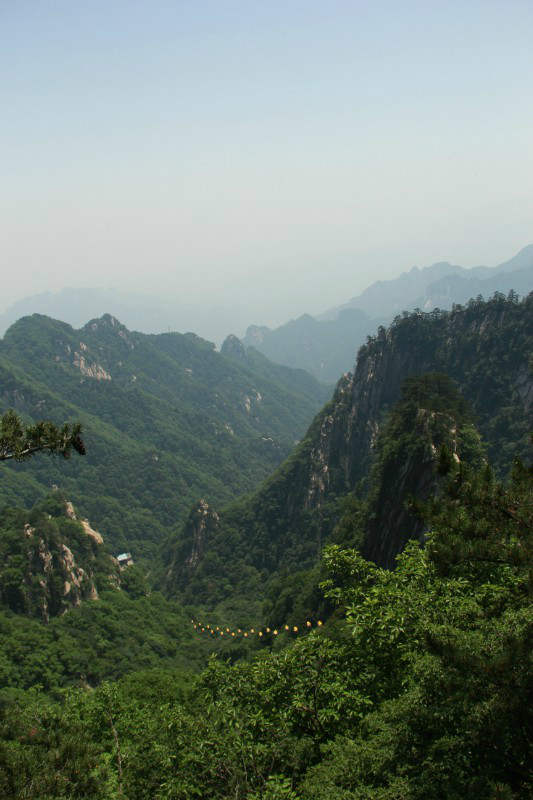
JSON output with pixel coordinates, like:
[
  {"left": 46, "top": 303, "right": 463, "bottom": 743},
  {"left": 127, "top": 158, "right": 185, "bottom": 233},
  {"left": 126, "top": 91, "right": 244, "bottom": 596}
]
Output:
[
  {"left": 221, "top": 334, "right": 246, "bottom": 359},
  {"left": 84, "top": 313, "right": 126, "bottom": 331}
]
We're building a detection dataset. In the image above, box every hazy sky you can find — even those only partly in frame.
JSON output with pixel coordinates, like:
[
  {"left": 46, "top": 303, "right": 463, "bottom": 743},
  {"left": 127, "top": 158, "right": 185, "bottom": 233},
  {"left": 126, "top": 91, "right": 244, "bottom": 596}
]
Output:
[{"left": 1, "top": 0, "right": 532, "bottom": 324}]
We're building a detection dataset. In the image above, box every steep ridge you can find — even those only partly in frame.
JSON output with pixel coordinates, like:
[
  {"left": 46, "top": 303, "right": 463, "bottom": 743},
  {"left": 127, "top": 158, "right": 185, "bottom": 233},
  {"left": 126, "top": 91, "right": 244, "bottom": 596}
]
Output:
[
  {"left": 413, "top": 267, "right": 533, "bottom": 312},
  {"left": 320, "top": 260, "right": 465, "bottom": 321},
  {"left": 168, "top": 293, "right": 532, "bottom": 604},
  {"left": 355, "top": 374, "right": 485, "bottom": 567},
  {"left": 0, "top": 314, "right": 330, "bottom": 561}
]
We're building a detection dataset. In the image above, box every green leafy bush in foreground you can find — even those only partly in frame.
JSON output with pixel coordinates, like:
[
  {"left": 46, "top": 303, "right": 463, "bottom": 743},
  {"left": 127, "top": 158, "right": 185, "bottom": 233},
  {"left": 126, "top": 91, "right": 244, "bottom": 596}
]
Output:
[{"left": 1, "top": 453, "right": 531, "bottom": 798}]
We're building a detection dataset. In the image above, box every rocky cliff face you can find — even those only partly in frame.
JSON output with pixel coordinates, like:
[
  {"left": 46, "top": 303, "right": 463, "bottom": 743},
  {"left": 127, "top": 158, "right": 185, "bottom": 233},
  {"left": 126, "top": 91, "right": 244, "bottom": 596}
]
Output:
[
  {"left": 357, "top": 375, "right": 485, "bottom": 567},
  {"left": 0, "top": 495, "right": 118, "bottom": 621},
  {"left": 242, "top": 325, "right": 271, "bottom": 348},
  {"left": 166, "top": 500, "right": 220, "bottom": 593},
  {"left": 288, "top": 293, "right": 532, "bottom": 513},
  {"left": 168, "top": 293, "right": 532, "bottom": 601},
  {"left": 221, "top": 334, "right": 246, "bottom": 360}
]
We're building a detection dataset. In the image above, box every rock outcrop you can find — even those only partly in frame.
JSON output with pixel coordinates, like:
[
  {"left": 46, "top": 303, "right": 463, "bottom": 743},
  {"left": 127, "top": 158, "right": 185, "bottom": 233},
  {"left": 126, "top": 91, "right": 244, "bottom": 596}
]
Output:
[
  {"left": 166, "top": 500, "right": 219, "bottom": 592},
  {"left": 0, "top": 497, "right": 118, "bottom": 621},
  {"left": 221, "top": 334, "right": 246, "bottom": 360}
]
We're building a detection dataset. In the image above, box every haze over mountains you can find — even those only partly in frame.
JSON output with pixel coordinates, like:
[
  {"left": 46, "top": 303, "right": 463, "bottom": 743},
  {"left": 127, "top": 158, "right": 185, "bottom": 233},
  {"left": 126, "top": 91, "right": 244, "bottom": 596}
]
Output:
[
  {"left": 319, "top": 243, "right": 533, "bottom": 320},
  {"left": 243, "top": 244, "right": 533, "bottom": 381},
  {"left": 2, "top": 0, "right": 532, "bottom": 790},
  {"left": 3, "top": 292, "right": 530, "bottom": 633},
  {"left": 0, "top": 289, "right": 255, "bottom": 347},
  {"left": 3, "top": 246, "right": 532, "bottom": 380}
]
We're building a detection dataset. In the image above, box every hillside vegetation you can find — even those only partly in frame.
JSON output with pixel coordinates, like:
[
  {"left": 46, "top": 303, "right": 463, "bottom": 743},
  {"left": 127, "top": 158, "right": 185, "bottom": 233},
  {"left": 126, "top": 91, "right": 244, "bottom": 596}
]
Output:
[
  {"left": 0, "top": 293, "right": 531, "bottom": 799},
  {"left": 168, "top": 293, "right": 532, "bottom": 612},
  {"left": 0, "top": 313, "right": 329, "bottom": 561},
  {"left": 1, "top": 452, "right": 531, "bottom": 799}
]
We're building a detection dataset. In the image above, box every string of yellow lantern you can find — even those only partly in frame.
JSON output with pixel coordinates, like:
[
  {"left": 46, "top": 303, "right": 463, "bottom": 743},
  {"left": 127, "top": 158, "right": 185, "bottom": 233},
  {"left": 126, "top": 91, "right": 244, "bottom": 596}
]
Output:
[{"left": 190, "top": 619, "right": 323, "bottom": 638}]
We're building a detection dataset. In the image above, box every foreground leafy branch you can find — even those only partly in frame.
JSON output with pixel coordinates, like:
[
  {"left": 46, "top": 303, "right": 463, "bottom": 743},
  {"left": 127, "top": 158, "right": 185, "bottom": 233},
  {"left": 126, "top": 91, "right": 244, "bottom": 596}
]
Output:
[{"left": 0, "top": 410, "right": 85, "bottom": 462}]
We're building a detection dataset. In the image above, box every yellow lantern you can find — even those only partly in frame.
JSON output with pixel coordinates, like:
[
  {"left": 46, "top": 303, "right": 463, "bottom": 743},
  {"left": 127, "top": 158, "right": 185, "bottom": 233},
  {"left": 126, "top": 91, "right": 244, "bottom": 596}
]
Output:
[
  {"left": 293, "top": 626, "right": 298, "bottom": 633},
  {"left": 251, "top": 628, "right": 255, "bottom": 634},
  {"left": 266, "top": 627, "right": 271, "bottom": 633},
  {"left": 284, "top": 625, "right": 289, "bottom": 631},
  {"left": 273, "top": 630, "right": 278, "bottom": 635},
  {"left": 231, "top": 632, "right": 235, "bottom": 637},
  {"left": 306, "top": 621, "right": 312, "bottom": 627},
  {"left": 244, "top": 632, "right": 248, "bottom": 637},
  {"left": 317, "top": 621, "right": 323, "bottom": 626},
  {"left": 238, "top": 629, "right": 242, "bottom": 634},
  {"left": 258, "top": 631, "right": 263, "bottom": 637}
]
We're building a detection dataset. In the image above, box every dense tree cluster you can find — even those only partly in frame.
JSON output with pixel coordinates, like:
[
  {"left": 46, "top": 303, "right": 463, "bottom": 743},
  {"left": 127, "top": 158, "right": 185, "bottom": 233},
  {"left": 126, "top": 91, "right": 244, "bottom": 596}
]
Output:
[
  {"left": 0, "top": 294, "right": 531, "bottom": 797},
  {"left": 0, "top": 454, "right": 530, "bottom": 798}
]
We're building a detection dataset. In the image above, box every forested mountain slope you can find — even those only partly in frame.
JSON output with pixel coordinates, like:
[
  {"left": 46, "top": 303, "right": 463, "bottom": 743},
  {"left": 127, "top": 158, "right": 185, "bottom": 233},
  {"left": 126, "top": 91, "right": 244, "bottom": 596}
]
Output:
[
  {"left": 0, "top": 314, "right": 329, "bottom": 561},
  {"left": 4, "top": 436, "right": 530, "bottom": 799},
  {"left": 168, "top": 293, "right": 532, "bottom": 605},
  {"left": 1, "top": 301, "right": 531, "bottom": 800},
  {"left": 0, "top": 487, "right": 211, "bottom": 691}
]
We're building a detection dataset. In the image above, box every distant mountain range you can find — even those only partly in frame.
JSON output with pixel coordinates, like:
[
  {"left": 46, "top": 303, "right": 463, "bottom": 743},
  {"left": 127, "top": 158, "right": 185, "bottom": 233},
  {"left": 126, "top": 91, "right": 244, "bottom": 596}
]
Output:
[
  {"left": 242, "top": 245, "right": 533, "bottom": 381},
  {"left": 3, "top": 246, "right": 532, "bottom": 384},
  {"left": 0, "top": 288, "right": 254, "bottom": 346},
  {"left": 320, "top": 244, "right": 533, "bottom": 320}
]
